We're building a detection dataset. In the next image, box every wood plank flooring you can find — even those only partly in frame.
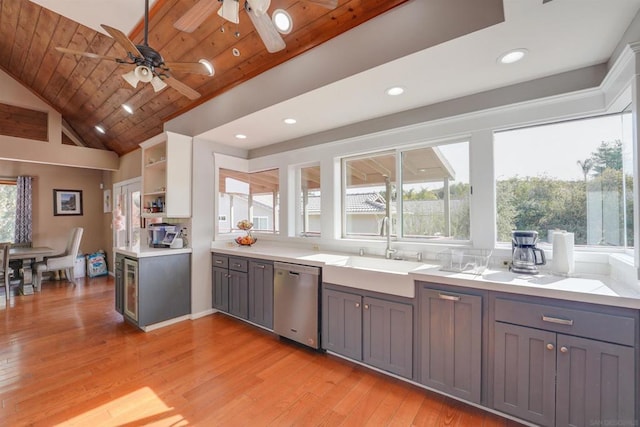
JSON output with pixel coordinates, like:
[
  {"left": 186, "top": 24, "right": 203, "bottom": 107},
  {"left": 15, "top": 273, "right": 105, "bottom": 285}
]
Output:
[{"left": 0, "top": 276, "right": 524, "bottom": 426}]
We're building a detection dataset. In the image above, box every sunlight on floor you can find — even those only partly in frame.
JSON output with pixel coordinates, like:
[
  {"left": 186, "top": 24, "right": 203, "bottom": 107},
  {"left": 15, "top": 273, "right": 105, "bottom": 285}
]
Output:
[{"left": 57, "top": 386, "right": 188, "bottom": 426}]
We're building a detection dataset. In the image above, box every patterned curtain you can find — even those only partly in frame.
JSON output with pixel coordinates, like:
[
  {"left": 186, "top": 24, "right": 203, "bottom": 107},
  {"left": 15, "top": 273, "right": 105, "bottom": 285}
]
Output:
[{"left": 14, "top": 176, "right": 33, "bottom": 244}]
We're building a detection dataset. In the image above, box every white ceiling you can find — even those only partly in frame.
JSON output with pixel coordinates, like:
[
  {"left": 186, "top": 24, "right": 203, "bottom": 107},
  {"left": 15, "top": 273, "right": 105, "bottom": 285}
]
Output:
[{"left": 29, "top": 0, "right": 640, "bottom": 151}]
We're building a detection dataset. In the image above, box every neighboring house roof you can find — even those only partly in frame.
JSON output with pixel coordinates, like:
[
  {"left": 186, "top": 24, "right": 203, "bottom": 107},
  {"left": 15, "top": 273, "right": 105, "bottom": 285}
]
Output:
[{"left": 306, "top": 192, "right": 387, "bottom": 214}]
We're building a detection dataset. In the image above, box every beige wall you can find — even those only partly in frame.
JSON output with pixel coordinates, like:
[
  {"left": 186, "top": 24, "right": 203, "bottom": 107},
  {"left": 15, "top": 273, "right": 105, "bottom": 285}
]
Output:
[
  {"left": 0, "top": 160, "right": 108, "bottom": 258},
  {"left": 112, "top": 149, "right": 141, "bottom": 183}
]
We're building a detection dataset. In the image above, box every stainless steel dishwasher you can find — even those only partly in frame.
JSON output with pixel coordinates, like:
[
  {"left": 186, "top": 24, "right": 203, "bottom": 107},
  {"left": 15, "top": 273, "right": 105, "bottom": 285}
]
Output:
[{"left": 273, "top": 262, "right": 321, "bottom": 349}]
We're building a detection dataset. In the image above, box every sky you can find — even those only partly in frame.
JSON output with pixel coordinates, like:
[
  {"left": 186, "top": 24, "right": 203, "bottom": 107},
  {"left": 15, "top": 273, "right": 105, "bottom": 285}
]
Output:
[{"left": 494, "top": 113, "right": 632, "bottom": 181}]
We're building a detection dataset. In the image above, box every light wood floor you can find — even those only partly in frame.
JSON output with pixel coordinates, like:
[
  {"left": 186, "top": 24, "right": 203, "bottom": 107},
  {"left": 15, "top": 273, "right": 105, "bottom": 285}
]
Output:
[{"left": 0, "top": 276, "right": 523, "bottom": 426}]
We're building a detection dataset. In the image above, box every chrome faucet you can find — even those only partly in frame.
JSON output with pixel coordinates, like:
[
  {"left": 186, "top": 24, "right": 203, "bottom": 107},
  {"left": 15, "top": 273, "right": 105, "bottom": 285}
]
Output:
[
  {"left": 382, "top": 216, "right": 396, "bottom": 259},
  {"left": 381, "top": 174, "right": 396, "bottom": 259}
]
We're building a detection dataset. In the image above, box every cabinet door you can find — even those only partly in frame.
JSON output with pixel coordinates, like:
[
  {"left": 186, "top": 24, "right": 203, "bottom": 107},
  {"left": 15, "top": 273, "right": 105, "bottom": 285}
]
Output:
[
  {"left": 556, "top": 334, "right": 635, "bottom": 427},
  {"left": 248, "top": 261, "right": 274, "bottom": 328},
  {"left": 363, "top": 297, "right": 413, "bottom": 378},
  {"left": 228, "top": 271, "right": 248, "bottom": 319},
  {"left": 322, "top": 289, "right": 362, "bottom": 360},
  {"left": 419, "top": 288, "right": 482, "bottom": 403},
  {"left": 493, "top": 322, "right": 556, "bottom": 426},
  {"left": 212, "top": 267, "right": 229, "bottom": 312},
  {"left": 115, "top": 255, "right": 124, "bottom": 314},
  {"left": 123, "top": 258, "right": 138, "bottom": 322},
  {"left": 165, "top": 133, "right": 192, "bottom": 218}
]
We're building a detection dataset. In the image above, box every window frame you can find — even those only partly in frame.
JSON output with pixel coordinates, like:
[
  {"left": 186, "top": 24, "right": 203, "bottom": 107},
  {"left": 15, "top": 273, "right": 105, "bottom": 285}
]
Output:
[{"left": 340, "top": 139, "right": 471, "bottom": 243}]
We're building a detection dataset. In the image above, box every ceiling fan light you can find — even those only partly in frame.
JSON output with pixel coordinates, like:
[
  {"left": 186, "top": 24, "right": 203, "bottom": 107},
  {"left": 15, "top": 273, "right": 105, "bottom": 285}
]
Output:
[
  {"left": 150, "top": 76, "right": 168, "bottom": 92},
  {"left": 247, "top": 0, "right": 271, "bottom": 15},
  {"left": 218, "top": 0, "right": 240, "bottom": 24},
  {"left": 135, "top": 66, "right": 154, "bottom": 83},
  {"left": 122, "top": 70, "right": 140, "bottom": 88},
  {"left": 199, "top": 59, "right": 215, "bottom": 76}
]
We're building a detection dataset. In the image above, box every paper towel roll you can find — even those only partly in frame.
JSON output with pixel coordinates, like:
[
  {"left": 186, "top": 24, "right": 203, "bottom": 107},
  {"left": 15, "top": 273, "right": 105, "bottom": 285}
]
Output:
[{"left": 552, "top": 231, "right": 574, "bottom": 276}]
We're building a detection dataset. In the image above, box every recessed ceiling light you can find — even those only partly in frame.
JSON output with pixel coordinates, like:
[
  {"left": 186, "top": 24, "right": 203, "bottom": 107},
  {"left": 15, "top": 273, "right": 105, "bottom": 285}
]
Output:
[
  {"left": 199, "top": 59, "right": 214, "bottom": 76},
  {"left": 272, "top": 9, "right": 293, "bottom": 34},
  {"left": 235, "top": 134, "right": 247, "bottom": 139},
  {"left": 385, "top": 86, "right": 404, "bottom": 96},
  {"left": 283, "top": 118, "right": 297, "bottom": 125},
  {"left": 498, "top": 48, "right": 528, "bottom": 64},
  {"left": 122, "top": 104, "right": 133, "bottom": 114},
  {"left": 95, "top": 125, "right": 106, "bottom": 134}
]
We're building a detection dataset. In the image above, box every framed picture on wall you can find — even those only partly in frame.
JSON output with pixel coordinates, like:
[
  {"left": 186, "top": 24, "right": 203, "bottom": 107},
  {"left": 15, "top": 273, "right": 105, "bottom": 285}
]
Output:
[
  {"left": 103, "top": 189, "right": 112, "bottom": 213},
  {"left": 53, "top": 189, "right": 83, "bottom": 216}
]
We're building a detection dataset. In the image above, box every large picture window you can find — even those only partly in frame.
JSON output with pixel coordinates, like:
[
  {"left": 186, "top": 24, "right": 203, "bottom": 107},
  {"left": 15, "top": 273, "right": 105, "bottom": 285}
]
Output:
[
  {"left": 342, "top": 141, "right": 470, "bottom": 241},
  {"left": 494, "top": 113, "right": 634, "bottom": 248}
]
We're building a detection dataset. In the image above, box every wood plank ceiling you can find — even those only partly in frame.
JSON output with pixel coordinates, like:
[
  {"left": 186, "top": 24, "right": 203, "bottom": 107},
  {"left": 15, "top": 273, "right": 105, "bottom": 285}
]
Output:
[{"left": 0, "top": 0, "right": 409, "bottom": 156}]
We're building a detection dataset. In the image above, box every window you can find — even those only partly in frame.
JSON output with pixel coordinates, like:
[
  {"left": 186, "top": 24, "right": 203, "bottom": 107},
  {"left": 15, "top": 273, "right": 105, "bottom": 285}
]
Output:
[
  {"left": 298, "top": 165, "right": 321, "bottom": 236},
  {"left": 494, "top": 113, "right": 634, "bottom": 249},
  {"left": 0, "top": 180, "right": 17, "bottom": 242},
  {"left": 219, "top": 168, "right": 280, "bottom": 234},
  {"left": 342, "top": 141, "right": 470, "bottom": 240}
]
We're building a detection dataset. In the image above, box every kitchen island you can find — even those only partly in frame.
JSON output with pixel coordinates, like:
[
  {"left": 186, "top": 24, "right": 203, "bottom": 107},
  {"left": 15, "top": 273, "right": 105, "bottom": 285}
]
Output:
[{"left": 114, "top": 246, "right": 192, "bottom": 331}]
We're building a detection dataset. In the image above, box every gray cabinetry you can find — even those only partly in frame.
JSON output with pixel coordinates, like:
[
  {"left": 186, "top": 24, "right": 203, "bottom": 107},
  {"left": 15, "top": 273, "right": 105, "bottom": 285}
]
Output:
[
  {"left": 228, "top": 258, "right": 248, "bottom": 319},
  {"left": 115, "top": 252, "right": 191, "bottom": 328},
  {"left": 248, "top": 260, "right": 273, "bottom": 328},
  {"left": 322, "top": 284, "right": 413, "bottom": 379},
  {"left": 418, "top": 286, "right": 482, "bottom": 403},
  {"left": 212, "top": 253, "right": 271, "bottom": 325},
  {"left": 322, "top": 288, "right": 362, "bottom": 360},
  {"left": 492, "top": 296, "right": 637, "bottom": 427},
  {"left": 493, "top": 322, "right": 556, "bottom": 426},
  {"left": 363, "top": 296, "right": 413, "bottom": 378}
]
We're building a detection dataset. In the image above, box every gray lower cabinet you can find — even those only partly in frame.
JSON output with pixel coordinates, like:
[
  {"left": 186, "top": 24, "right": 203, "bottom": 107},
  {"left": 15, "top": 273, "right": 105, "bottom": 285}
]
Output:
[
  {"left": 115, "top": 252, "right": 191, "bottom": 328},
  {"left": 323, "top": 288, "right": 362, "bottom": 360},
  {"left": 248, "top": 260, "right": 273, "bottom": 328},
  {"left": 322, "top": 285, "right": 413, "bottom": 379},
  {"left": 418, "top": 286, "right": 482, "bottom": 403},
  {"left": 492, "top": 296, "right": 637, "bottom": 426},
  {"left": 212, "top": 254, "right": 271, "bottom": 326},
  {"left": 212, "top": 266, "right": 229, "bottom": 312}
]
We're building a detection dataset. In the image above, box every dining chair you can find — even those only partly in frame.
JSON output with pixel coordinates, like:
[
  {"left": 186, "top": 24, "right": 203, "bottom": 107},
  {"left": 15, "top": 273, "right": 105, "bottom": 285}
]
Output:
[
  {"left": 33, "top": 227, "right": 84, "bottom": 291},
  {"left": 0, "top": 242, "right": 11, "bottom": 301}
]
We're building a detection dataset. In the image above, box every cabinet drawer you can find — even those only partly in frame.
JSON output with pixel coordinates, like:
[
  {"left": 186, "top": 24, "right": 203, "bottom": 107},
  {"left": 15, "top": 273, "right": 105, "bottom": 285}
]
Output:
[
  {"left": 494, "top": 298, "right": 635, "bottom": 346},
  {"left": 212, "top": 255, "right": 228, "bottom": 269},
  {"left": 229, "top": 257, "right": 248, "bottom": 273}
]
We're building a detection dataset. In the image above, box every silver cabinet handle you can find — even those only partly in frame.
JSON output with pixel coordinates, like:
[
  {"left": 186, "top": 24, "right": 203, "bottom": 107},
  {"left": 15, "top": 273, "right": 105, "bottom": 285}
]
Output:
[
  {"left": 233, "top": 263, "right": 241, "bottom": 268},
  {"left": 215, "top": 260, "right": 223, "bottom": 264},
  {"left": 355, "top": 302, "right": 360, "bottom": 308},
  {"left": 542, "top": 315, "right": 574, "bottom": 326},
  {"left": 546, "top": 343, "right": 554, "bottom": 351},
  {"left": 256, "top": 264, "right": 265, "bottom": 269},
  {"left": 364, "top": 304, "right": 369, "bottom": 310},
  {"left": 560, "top": 346, "right": 568, "bottom": 353},
  {"left": 438, "top": 293, "right": 461, "bottom": 302}
]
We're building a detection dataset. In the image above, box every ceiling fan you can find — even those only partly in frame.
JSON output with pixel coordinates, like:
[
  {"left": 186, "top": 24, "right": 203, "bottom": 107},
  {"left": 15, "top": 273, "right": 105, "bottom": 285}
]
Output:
[
  {"left": 55, "top": 0, "right": 214, "bottom": 100},
  {"left": 174, "top": 0, "right": 338, "bottom": 53}
]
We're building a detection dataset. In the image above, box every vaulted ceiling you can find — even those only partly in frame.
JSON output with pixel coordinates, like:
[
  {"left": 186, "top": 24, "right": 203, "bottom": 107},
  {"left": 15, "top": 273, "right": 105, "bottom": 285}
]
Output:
[{"left": 0, "top": 0, "right": 407, "bottom": 155}]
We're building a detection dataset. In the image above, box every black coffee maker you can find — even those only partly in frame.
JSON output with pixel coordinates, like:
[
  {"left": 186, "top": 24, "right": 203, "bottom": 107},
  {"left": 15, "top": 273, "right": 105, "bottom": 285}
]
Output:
[{"left": 511, "top": 230, "right": 546, "bottom": 274}]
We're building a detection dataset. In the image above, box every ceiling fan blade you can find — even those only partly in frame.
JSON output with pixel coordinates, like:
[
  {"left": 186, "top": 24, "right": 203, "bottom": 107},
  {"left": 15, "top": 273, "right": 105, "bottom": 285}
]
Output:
[
  {"left": 165, "top": 61, "right": 214, "bottom": 75},
  {"left": 101, "top": 24, "right": 142, "bottom": 57},
  {"left": 55, "top": 47, "right": 122, "bottom": 62},
  {"left": 174, "top": 0, "right": 220, "bottom": 33},
  {"left": 306, "top": 0, "right": 338, "bottom": 9},
  {"left": 246, "top": 5, "right": 285, "bottom": 53},
  {"left": 164, "top": 77, "right": 202, "bottom": 100}
]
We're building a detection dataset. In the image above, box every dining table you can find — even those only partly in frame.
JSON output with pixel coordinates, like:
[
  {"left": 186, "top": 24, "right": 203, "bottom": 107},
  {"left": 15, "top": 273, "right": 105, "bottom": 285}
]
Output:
[{"left": 9, "top": 246, "right": 54, "bottom": 295}]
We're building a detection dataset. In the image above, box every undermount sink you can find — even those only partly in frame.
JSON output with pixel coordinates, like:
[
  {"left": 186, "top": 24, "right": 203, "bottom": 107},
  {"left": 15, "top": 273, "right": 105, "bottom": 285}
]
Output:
[{"left": 323, "top": 256, "right": 436, "bottom": 298}]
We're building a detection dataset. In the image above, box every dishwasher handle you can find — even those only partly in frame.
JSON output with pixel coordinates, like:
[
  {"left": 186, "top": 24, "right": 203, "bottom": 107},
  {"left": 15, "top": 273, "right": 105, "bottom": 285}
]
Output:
[{"left": 273, "top": 262, "right": 320, "bottom": 276}]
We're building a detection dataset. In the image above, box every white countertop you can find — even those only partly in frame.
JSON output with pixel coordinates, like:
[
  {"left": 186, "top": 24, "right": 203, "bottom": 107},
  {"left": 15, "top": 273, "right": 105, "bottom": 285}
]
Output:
[
  {"left": 211, "top": 241, "right": 640, "bottom": 309},
  {"left": 115, "top": 245, "right": 193, "bottom": 258}
]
